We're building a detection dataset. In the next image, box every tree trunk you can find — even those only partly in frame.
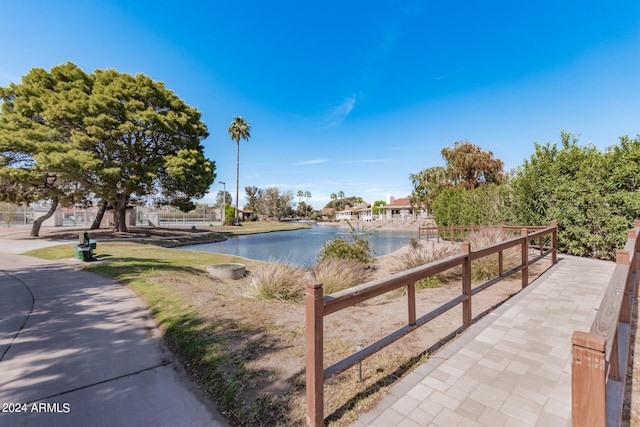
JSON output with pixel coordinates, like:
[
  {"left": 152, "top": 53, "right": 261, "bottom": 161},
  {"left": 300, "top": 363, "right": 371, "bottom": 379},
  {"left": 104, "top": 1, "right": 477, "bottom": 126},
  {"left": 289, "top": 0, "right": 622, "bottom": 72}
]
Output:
[
  {"left": 235, "top": 140, "right": 240, "bottom": 225},
  {"left": 30, "top": 196, "right": 59, "bottom": 237},
  {"left": 90, "top": 200, "right": 108, "bottom": 230},
  {"left": 113, "top": 195, "right": 129, "bottom": 232}
]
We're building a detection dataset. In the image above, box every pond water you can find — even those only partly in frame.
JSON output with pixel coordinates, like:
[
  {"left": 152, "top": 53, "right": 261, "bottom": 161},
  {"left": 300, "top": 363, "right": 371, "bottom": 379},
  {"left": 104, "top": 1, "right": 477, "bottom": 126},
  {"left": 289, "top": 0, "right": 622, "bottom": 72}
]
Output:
[{"left": 178, "top": 224, "right": 417, "bottom": 267}]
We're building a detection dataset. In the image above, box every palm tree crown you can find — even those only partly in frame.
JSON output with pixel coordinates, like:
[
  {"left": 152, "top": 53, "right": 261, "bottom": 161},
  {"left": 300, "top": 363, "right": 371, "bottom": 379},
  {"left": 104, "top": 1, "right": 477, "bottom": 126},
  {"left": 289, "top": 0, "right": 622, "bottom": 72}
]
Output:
[{"left": 228, "top": 116, "right": 251, "bottom": 225}]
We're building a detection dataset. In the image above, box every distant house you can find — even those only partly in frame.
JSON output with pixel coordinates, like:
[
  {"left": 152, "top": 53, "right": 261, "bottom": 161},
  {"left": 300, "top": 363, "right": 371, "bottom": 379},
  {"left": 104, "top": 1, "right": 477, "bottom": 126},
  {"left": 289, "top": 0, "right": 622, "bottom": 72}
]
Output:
[
  {"left": 335, "top": 206, "right": 358, "bottom": 220},
  {"left": 382, "top": 197, "right": 427, "bottom": 220},
  {"left": 239, "top": 209, "right": 254, "bottom": 221},
  {"left": 336, "top": 202, "right": 372, "bottom": 221},
  {"left": 356, "top": 203, "right": 373, "bottom": 221}
]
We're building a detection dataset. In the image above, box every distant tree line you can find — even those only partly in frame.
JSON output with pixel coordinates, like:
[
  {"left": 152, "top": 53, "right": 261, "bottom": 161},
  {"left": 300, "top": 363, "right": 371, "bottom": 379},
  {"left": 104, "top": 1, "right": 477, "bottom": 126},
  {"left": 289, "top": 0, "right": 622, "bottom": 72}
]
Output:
[
  {"left": 411, "top": 133, "right": 640, "bottom": 260},
  {"left": 325, "top": 192, "right": 363, "bottom": 212},
  {"left": 241, "top": 186, "right": 295, "bottom": 221}
]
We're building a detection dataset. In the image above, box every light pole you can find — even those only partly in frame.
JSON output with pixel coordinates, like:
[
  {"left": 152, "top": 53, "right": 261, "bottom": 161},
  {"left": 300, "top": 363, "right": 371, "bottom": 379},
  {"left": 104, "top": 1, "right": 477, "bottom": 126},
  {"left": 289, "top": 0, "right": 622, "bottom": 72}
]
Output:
[{"left": 219, "top": 181, "right": 226, "bottom": 225}]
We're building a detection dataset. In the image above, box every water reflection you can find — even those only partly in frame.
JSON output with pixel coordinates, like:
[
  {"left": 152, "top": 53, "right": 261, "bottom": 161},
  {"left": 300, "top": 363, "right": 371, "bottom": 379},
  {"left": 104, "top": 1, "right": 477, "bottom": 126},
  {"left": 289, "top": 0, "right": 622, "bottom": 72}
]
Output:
[{"left": 178, "top": 224, "right": 416, "bottom": 267}]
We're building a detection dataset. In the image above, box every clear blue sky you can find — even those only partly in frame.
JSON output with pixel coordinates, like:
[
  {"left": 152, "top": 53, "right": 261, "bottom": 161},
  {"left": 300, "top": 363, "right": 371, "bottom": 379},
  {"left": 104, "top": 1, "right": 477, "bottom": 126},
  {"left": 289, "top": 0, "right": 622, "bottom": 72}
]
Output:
[{"left": 2, "top": 1, "right": 639, "bottom": 209}]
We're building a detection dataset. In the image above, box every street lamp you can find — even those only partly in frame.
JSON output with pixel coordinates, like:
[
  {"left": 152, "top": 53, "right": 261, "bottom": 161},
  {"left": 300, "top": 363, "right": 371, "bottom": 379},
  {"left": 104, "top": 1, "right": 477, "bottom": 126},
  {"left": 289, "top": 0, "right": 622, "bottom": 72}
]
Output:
[{"left": 219, "top": 181, "right": 226, "bottom": 225}]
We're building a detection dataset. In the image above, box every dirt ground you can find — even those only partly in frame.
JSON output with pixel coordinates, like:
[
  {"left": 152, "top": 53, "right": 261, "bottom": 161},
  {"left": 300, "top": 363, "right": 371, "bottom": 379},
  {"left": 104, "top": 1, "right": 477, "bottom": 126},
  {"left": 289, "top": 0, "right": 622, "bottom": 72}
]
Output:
[{"left": 4, "top": 224, "right": 638, "bottom": 425}]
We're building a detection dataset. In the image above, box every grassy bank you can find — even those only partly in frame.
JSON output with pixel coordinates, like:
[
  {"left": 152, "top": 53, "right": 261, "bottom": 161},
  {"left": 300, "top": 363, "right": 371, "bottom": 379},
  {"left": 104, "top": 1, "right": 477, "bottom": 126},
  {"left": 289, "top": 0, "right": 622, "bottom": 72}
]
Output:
[
  {"left": 27, "top": 241, "right": 308, "bottom": 425},
  {"left": 25, "top": 222, "right": 314, "bottom": 425}
]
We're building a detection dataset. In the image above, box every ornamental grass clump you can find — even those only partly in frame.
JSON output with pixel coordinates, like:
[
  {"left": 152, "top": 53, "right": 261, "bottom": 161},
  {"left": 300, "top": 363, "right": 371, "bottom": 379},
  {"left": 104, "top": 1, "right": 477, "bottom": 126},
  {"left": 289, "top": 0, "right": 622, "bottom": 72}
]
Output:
[
  {"left": 244, "top": 262, "right": 306, "bottom": 302},
  {"left": 313, "top": 257, "right": 372, "bottom": 295},
  {"left": 391, "top": 243, "right": 461, "bottom": 296},
  {"left": 466, "top": 228, "right": 519, "bottom": 281}
]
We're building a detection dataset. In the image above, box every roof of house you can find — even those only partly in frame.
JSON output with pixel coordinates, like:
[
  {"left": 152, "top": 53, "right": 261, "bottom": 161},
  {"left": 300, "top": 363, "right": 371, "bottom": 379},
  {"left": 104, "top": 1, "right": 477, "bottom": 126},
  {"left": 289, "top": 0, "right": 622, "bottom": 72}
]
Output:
[
  {"left": 336, "top": 206, "right": 358, "bottom": 214},
  {"left": 383, "top": 197, "right": 413, "bottom": 208}
]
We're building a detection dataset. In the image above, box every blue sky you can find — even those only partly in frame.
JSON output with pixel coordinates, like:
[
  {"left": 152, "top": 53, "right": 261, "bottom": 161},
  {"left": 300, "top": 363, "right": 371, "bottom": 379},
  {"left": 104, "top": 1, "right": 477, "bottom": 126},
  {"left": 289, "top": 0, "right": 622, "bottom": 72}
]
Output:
[{"left": 2, "top": 1, "right": 639, "bottom": 209}]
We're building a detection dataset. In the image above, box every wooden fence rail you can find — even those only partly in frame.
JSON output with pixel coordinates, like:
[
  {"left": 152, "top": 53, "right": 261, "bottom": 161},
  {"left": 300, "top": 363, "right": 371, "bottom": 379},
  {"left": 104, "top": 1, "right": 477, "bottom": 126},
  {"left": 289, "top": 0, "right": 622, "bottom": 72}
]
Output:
[
  {"left": 572, "top": 220, "right": 640, "bottom": 426},
  {"left": 305, "top": 222, "right": 558, "bottom": 426},
  {"left": 418, "top": 223, "right": 551, "bottom": 243}
]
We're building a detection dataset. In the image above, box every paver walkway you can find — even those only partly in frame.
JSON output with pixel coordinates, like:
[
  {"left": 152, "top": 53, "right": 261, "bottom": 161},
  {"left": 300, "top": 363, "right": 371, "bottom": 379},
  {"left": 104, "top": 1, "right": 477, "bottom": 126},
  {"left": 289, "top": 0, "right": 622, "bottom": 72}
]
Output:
[{"left": 352, "top": 255, "right": 615, "bottom": 427}]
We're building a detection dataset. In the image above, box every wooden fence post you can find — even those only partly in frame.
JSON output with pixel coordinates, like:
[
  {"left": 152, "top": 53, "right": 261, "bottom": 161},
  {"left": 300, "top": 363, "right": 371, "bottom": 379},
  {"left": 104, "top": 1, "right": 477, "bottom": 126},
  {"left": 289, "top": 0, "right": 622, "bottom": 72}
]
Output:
[
  {"left": 572, "top": 331, "right": 606, "bottom": 427},
  {"left": 462, "top": 242, "right": 472, "bottom": 327},
  {"left": 408, "top": 282, "right": 416, "bottom": 326},
  {"left": 550, "top": 220, "right": 558, "bottom": 264},
  {"left": 635, "top": 223, "right": 640, "bottom": 297},
  {"left": 306, "top": 279, "right": 324, "bottom": 427},
  {"left": 521, "top": 228, "right": 529, "bottom": 288},
  {"left": 618, "top": 247, "right": 631, "bottom": 325}
]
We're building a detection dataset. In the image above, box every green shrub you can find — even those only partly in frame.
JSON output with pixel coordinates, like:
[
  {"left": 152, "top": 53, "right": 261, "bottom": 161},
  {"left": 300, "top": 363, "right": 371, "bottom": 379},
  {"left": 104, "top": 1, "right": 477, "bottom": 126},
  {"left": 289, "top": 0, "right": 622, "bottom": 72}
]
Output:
[
  {"left": 244, "top": 262, "right": 306, "bottom": 302},
  {"left": 466, "top": 228, "right": 519, "bottom": 281},
  {"left": 312, "top": 257, "right": 372, "bottom": 294},
  {"left": 316, "top": 222, "right": 374, "bottom": 265},
  {"left": 224, "top": 205, "right": 236, "bottom": 225},
  {"left": 432, "top": 184, "right": 512, "bottom": 227}
]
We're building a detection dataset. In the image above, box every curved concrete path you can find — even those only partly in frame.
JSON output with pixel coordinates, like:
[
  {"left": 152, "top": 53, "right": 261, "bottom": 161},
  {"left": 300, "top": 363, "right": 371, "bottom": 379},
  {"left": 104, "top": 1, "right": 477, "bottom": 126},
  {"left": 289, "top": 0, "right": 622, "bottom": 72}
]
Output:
[{"left": 0, "top": 240, "right": 229, "bottom": 426}]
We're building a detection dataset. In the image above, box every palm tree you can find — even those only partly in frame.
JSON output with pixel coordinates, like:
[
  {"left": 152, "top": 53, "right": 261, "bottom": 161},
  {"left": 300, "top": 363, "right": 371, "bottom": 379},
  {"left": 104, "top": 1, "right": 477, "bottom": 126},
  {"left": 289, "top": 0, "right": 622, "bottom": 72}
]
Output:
[
  {"left": 228, "top": 116, "right": 251, "bottom": 225},
  {"left": 304, "top": 191, "right": 311, "bottom": 216},
  {"left": 338, "top": 190, "right": 345, "bottom": 200},
  {"left": 297, "top": 190, "right": 304, "bottom": 206}
]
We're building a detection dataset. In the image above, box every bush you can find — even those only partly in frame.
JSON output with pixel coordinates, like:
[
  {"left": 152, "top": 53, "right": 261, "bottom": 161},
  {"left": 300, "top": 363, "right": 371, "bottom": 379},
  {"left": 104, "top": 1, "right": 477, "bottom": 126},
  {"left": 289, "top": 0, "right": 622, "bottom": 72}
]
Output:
[
  {"left": 466, "top": 228, "right": 520, "bottom": 281},
  {"left": 312, "top": 258, "right": 372, "bottom": 294},
  {"left": 244, "top": 262, "right": 307, "bottom": 302},
  {"left": 224, "top": 205, "right": 236, "bottom": 225},
  {"left": 391, "top": 243, "right": 461, "bottom": 296},
  {"left": 316, "top": 222, "right": 374, "bottom": 265},
  {"left": 432, "top": 184, "right": 512, "bottom": 227}
]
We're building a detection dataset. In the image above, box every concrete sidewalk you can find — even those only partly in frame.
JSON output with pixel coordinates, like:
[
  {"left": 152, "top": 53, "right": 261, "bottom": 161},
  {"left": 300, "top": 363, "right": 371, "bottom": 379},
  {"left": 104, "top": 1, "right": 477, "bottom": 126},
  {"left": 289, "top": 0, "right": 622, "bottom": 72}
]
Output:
[
  {"left": 0, "top": 251, "right": 229, "bottom": 426},
  {"left": 0, "top": 236, "right": 71, "bottom": 254},
  {"left": 351, "top": 255, "right": 615, "bottom": 427}
]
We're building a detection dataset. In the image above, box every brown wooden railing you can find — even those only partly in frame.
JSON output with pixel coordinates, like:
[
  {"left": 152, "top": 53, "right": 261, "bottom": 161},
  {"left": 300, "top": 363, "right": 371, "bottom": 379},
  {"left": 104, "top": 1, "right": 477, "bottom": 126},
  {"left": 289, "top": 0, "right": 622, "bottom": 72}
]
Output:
[
  {"left": 305, "top": 222, "right": 558, "bottom": 426},
  {"left": 572, "top": 221, "right": 640, "bottom": 426},
  {"left": 418, "top": 223, "right": 551, "bottom": 243}
]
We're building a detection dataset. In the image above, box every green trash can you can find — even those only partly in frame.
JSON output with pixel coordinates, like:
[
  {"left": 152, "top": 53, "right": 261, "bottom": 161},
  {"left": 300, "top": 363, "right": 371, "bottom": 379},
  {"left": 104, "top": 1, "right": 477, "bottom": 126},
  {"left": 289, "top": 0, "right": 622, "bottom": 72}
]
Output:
[{"left": 75, "top": 244, "right": 93, "bottom": 261}]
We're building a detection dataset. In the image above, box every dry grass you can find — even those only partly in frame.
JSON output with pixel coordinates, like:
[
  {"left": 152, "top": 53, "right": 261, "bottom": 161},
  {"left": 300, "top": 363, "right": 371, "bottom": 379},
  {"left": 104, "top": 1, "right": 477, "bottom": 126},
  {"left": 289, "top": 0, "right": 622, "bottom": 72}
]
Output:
[
  {"left": 244, "top": 262, "right": 307, "bottom": 302},
  {"left": 466, "top": 228, "right": 520, "bottom": 280},
  {"left": 312, "top": 258, "right": 372, "bottom": 294},
  {"left": 390, "top": 243, "right": 462, "bottom": 296},
  {"left": 395, "top": 242, "right": 461, "bottom": 273}
]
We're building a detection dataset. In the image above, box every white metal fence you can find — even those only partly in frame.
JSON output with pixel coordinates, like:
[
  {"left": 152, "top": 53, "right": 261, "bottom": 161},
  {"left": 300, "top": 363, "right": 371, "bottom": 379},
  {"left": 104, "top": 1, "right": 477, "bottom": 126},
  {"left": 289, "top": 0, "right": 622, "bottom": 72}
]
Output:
[{"left": 0, "top": 203, "right": 223, "bottom": 228}]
